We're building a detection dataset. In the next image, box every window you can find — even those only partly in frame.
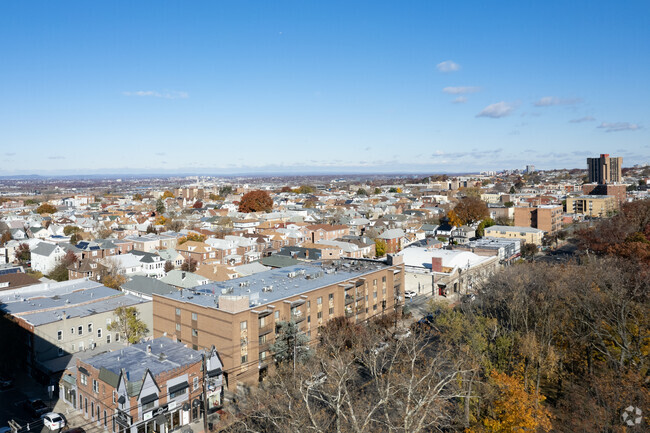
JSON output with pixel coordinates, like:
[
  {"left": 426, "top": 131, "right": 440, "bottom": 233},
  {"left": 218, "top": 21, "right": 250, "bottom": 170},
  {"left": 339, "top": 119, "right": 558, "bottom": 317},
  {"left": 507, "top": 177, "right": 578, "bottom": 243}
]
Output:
[
  {"left": 115, "top": 333, "right": 120, "bottom": 342},
  {"left": 307, "top": 316, "right": 311, "bottom": 323},
  {"left": 317, "top": 312, "right": 322, "bottom": 319},
  {"left": 329, "top": 293, "right": 334, "bottom": 300},
  {"left": 374, "top": 291, "right": 377, "bottom": 298},
  {"left": 106, "top": 318, "right": 112, "bottom": 326},
  {"left": 373, "top": 304, "right": 377, "bottom": 311},
  {"left": 91, "top": 401, "right": 94, "bottom": 417},
  {"left": 241, "top": 355, "right": 248, "bottom": 364},
  {"left": 57, "top": 330, "right": 62, "bottom": 341},
  {"left": 329, "top": 307, "right": 334, "bottom": 315},
  {"left": 142, "top": 400, "right": 155, "bottom": 411},
  {"left": 170, "top": 386, "right": 187, "bottom": 399},
  {"left": 78, "top": 326, "right": 83, "bottom": 335},
  {"left": 373, "top": 279, "right": 377, "bottom": 286},
  {"left": 106, "top": 334, "right": 111, "bottom": 344},
  {"left": 80, "top": 374, "right": 87, "bottom": 386},
  {"left": 93, "top": 379, "right": 99, "bottom": 393},
  {"left": 382, "top": 276, "right": 386, "bottom": 283},
  {"left": 192, "top": 328, "right": 198, "bottom": 337},
  {"left": 175, "top": 308, "right": 181, "bottom": 316},
  {"left": 193, "top": 377, "right": 199, "bottom": 390},
  {"left": 58, "top": 348, "right": 64, "bottom": 356},
  {"left": 191, "top": 312, "right": 198, "bottom": 321},
  {"left": 274, "top": 311, "right": 279, "bottom": 320},
  {"left": 104, "top": 410, "right": 107, "bottom": 427},
  {"left": 260, "top": 350, "right": 267, "bottom": 360},
  {"left": 317, "top": 297, "right": 322, "bottom": 305},
  {"left": 307, "top": 301, "right": 310, "bottom": 308},
  {"left": 175, "top": 323, "right": 181, "bottom": 331},
  {"left": 71, "top": 328, "right": 74, "bottom": 335},
  {"left": 79, "top": 341, "right": 84, "bottom": 351},
  {"left": 97, "top": 328, "right": 102, "bottom": 338},
  {"left": 240, "top": 321, "right": 247, "bottom": 331},
  {"left": 112, "top": 391, "right": 116, "bottom": 404}
]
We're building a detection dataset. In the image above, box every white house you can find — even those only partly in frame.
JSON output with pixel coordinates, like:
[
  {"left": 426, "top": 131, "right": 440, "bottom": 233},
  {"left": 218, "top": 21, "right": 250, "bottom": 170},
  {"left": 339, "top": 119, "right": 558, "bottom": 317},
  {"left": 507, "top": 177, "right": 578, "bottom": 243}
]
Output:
[{"left": 31, "top": 242, "right": 67, "bottom": 274}]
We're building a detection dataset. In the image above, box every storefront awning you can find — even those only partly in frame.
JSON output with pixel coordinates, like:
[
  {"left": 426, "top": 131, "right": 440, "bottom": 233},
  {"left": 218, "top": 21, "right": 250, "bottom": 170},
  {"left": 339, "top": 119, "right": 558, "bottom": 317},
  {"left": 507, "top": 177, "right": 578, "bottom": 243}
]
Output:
[{"left": 208, "top": 368, "right": 222, "bottom": 378}]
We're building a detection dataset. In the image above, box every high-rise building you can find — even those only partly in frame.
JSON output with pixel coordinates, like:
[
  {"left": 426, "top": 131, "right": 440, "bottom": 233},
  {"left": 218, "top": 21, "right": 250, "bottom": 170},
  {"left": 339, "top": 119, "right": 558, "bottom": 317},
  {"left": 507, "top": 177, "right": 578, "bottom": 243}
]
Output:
[
  {"left": 525, "top": 165, "right": 535, "bottom": 174},
  {"left": 587, "top": 154, "right": 622, "bottom": 184}
]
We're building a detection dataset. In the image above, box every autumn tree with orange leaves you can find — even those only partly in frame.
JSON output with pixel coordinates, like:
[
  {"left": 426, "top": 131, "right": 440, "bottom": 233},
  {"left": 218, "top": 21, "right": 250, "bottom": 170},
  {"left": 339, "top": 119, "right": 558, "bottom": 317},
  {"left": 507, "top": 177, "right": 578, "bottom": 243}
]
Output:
[{"left": 238, "top": 190, "right": 273, "bottom": 213}]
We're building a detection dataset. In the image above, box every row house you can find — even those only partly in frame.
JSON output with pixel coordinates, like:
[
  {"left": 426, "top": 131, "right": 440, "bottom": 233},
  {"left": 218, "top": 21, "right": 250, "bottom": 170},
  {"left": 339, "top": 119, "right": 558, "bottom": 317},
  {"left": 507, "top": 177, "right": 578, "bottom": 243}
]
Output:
[
  {"left": 305, "top": 224, "right": 350, "bottom": 243},
  {"left": 67, "top": 337, "right": 223, "bottom": 433}
]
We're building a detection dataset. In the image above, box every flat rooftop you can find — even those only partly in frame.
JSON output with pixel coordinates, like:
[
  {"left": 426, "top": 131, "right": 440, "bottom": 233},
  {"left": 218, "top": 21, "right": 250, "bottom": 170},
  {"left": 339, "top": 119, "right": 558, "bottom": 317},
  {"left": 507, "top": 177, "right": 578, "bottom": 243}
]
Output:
[
  {"left": 0, "top": 279, "right": 149, "bottom": 326},
  {"left": 157, "top": 261, "right": 392, "bottom": 312},
  {"left": 83, "top": 337, "right": 202, "bottom": 383}
]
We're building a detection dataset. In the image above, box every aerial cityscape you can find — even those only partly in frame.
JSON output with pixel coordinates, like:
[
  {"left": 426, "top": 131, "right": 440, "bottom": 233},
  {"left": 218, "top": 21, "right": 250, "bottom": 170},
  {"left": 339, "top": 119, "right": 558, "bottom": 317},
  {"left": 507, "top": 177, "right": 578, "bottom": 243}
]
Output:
[{"left": 1, "top": 2, "right": 648, "bottom": 433}]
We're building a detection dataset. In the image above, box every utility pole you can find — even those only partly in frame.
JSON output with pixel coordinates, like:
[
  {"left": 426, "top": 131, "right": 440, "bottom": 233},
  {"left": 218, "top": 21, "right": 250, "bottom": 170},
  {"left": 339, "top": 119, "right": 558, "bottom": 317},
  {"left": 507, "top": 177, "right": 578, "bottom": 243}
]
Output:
[{"left": 201, "top": 354, "right": 209, "bottom": 433}]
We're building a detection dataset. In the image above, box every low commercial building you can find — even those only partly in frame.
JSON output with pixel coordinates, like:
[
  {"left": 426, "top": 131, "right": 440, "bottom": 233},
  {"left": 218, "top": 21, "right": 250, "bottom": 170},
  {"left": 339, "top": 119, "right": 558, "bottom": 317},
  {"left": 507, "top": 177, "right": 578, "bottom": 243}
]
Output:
[
  {"left": 153, "top": 258, "right": 404, "bottom": 389},
  {"left": 69, "top": 337, "right": 223, "bottom": 433},
  {"left": 484, "top": 225, "right": 544, "bottom": 246},
  {"left": 396, "top": 246, "right": 499, "bottom": 299},
  {"left": 457, "top": 237, "right": 522, "bottom": 263},
  {"left": 0, "top": 279, "right": 153, "bottom": 383}
]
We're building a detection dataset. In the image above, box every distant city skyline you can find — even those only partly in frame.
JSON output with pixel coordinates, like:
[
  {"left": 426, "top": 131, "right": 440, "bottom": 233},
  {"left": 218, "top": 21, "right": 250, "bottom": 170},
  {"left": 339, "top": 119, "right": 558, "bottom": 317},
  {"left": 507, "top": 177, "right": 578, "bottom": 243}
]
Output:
[{"left": 1, "top": 1, "right": 649, "bottom": 175}]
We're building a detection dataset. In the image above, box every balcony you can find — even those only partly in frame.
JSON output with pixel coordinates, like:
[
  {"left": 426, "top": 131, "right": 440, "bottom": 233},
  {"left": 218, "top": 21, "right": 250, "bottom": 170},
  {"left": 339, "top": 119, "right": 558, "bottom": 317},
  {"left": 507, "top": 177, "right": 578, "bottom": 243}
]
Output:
[
  {"left": 258, "top": 324, "right": 274, "bottom": 336},
  {"left": 345, "top": 309, "right": 354, "bottom": 318},
  {"left": 258, "top": 341, "right": 271, "bottom": 352},
  {"left": 356, "top": 294, "right": 364, "bottom": 302},
  {"left": 292, "top": 310, "right": 305, "bottom": 323},
  {"left": 345, "top": 295, "right": 354, "bottom": 305}
]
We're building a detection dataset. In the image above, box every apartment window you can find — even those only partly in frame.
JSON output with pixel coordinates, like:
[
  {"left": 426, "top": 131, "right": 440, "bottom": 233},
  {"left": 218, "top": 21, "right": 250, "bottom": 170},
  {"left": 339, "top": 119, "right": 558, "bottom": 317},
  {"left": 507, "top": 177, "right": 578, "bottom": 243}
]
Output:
[
  {"left": 329, "top": 307, "right": 334, "bottom": 315},
  {"left": 91, "top": 402, "right": 94, "bottom": 418},
  {"left": 307, "top": 301, "right": 310, "bottom": 308},
  {"left": 307, "top": 316, "right": 311, "bottom": 323},
  {"left": 115, "top": 333, "right": 120, "bottom": 342},
  {"left": 382, "top": 276, "right": 386, "bottom": 283},
  {"left": 260, "top": 351, "right": 267, "bottom": 360},
  {"left": 329, "top": 293, "right": 334, "bottom": 300},
  {"left": 93, "top": 379, "right": 99, "bottom": 393},
  {"left": 192, "top": 329, "right": 198, "bottom": 337},
  {"left": 58, "top": 348, "right": 64, "bottom": 356},
  {"left": 374, "top": 291, "right": 377, "bottom": 299},
  {"left": 259, "top": 316, "right": 267, "bottom": 328},
  {"left": 112, "top": 391, "right": 116, "bottom": 404},
  {"left": 78, "top": 326, "right": 83, "bottom": 335},
  {"left": 274, "top": 311, "right": 279, "bottom": 320},
  {"left": 106, "top": 334, "right": 111, "bottom": 344},
  {"left": 259, "top": 334, "right": 267, "bottom": 344},
  {"left": 240, "top": 321, "right": 247, "bottom": 331},
  {"left": 191, "top": 312, "right": 198, "bottom": 321},
  {"left": 193, "top": 377, "right": 199, "bottom": 391},
  {"left": 97, "top": 329, "right": 102, "bottom": 338},
  {"left": 142, "top": 400, "right": 156, "bottom": 411},
  {"left": 175, "top": 308, "right": 181, "bottom": 316},
  {"left": 317, "top": 312, "right": 322, "bottom": 319},
  {"left": 373, "top": 279, "right": 377, "bottom": 286},
  {"left": 176, "top": 323, "right": 181, "bottom": 331},
  {"left": 57, "top": 330, "right": 62, "bottom": 341},
  {"left": 373, "top": 304, "right": 377, "bottom": 311},
  {"left": 241, "top": 355, "right": 248, "bottom": 364},
  {"left": 71, "top": 328, "right": 74, "bottom": 335},
  {"left": 80, "top": 374, "right": 87, "bottom": 386},
  {"left": 317, "top": 297, "right": 322, "bottom": 305},
  {"left": 104, "top": 410, "right": 107, "bottom": 427}
]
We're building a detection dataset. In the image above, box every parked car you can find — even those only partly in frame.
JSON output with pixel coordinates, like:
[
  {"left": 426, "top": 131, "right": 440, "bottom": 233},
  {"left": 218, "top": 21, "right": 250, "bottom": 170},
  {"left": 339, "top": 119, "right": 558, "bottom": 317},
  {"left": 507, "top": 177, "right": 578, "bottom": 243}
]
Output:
[
  {"left": 0, "top": 375, "right": 13, "bottom": 389},
  {"left": 404, "top": 290, "right": 417, "bottom": 299},
  {"left": 24, "top": 399, "right": 48, "bottom": 417},
  {"left": 41, "top": 413, "right": 65, "bottom": 431}
]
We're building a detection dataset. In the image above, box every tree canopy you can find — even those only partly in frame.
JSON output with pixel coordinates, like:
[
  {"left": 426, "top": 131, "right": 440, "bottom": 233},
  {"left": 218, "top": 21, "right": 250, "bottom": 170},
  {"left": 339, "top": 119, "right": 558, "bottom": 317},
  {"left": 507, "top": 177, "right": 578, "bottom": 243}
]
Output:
[
  {"left": 35, "top": 203, "right": 57, "bottom": 214},
  {"left": 107, "top": 306, "right": 148, "bottom": 344},
  {"left": 238, "top": 190, "right": 273, "bottom": 213},
  {"left": 453, "top": 196, "right": 489, "bottom": 225}
]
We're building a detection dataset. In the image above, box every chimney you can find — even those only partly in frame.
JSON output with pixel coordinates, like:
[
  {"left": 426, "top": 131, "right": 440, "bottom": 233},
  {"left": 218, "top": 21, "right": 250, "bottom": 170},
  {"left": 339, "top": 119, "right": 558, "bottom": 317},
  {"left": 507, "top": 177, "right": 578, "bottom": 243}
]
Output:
[{"left": 431, "top": 257, "right": 443, "bottom": 273}]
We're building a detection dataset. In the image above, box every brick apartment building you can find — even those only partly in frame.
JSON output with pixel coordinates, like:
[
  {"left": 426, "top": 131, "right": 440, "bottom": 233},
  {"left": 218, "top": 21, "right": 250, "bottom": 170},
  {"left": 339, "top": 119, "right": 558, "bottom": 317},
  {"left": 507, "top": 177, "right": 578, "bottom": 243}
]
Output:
[
  {"left": 305, "top": 224, "right": 350, "bottom": 243},
  {"left": 582, "top": 183, "right": 627, "bottom": 205},
  {"left": 566, "top": 195, "right": 617, "bottom": 218},
  {"left": 513, "top": 204, "right": 563, "bottom": 233},
  {"left": 152, "top": 257, "right": 405, "bottom": 389},
  {"left": 69, "top": 337, "right": 223, "bottom": 433}
]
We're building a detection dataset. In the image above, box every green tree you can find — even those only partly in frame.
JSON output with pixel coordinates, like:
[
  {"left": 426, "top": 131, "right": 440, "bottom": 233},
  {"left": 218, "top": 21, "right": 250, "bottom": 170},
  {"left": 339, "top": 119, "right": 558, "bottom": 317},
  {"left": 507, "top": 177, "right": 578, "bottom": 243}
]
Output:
[
  {"left": 107, "top": 306, "right": 149, "bottom": 344},
  {"left": 373, "top": 187, "right": 382, "bottom": 194},
  {"left": 476, "top": 218, "right": 496, "bottom": 237},
  {"left": 35, "top": 203, "right": 57, "bottom": 214},
  {"left": 521, "top": 243, "right": 538, "bottom": 259},
  {"left": 270, "top": 320, "right": 312, "bottom": 365},
  {"left": 219, "top": 185, "right": 233, "bottom": 196},
  {"left": 356, "top": 188, "right": 368, "bottom": 196},
  {"left": 374, "top": 239, "right": 387, "bottom": 257},
  {"left": 155, "top": 198, "right": 165, "bottom": 214},
  {"left": 63, "top": 225, "right": 81, "bottom": 236},
  {"left": 295, "top": 185, "right": 314, "bottom": 194}
]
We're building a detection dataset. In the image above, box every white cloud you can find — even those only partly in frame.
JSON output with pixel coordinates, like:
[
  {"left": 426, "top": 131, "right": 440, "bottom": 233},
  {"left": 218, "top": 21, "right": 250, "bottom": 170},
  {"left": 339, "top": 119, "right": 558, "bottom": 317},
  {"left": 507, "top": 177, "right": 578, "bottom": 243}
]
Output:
[
  {"left": 436, "top": 60, "right": 460, "bottom": 72},
  {"left": 476, "top": 102, "right": 515, "bottom": 118},
  {"left": 123, "top": 90, "right": 189, "bottom": 99},
  {"left": 452, "top": 96, "right": 468, "bottom": 104},
  {"left": 534, "top": 96, "right": 582, "bottom": 107},
  {"left": 569, "top": 116, "right": 596, "bottom": 123},
  {"left": 597, "top": 122, "right": 642, "bottom": 132},
  {"left": 442, "top": 86, "right": 480, "bottom": 94}
]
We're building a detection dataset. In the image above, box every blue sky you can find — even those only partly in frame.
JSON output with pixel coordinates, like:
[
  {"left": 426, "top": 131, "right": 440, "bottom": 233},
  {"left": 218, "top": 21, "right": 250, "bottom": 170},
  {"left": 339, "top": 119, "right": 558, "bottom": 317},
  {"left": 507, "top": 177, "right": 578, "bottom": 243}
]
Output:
[{"left": 1, "top": 1, "right": 649, "bottom": 175}]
